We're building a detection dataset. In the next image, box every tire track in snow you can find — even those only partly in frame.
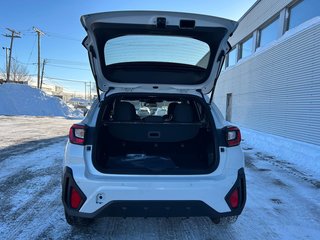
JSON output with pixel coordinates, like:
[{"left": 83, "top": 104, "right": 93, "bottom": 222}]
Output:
[
  {"left": 0, "top": 159, "right": 63, "bottom": 239},
  {"left": 0, "top": 136, "right": 67, "bottom": 162},
  {"left": 244, "top": 150, "right": 320, "bottom": 223}
]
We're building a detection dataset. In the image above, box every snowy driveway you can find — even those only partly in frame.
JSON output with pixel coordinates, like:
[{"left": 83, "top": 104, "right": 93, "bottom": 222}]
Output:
[
  {"left": 0, "top": 116, "right": 77, "bottom": 161},
  {"left": 0, "top": 116, "right": 319, "bottom": 239}
]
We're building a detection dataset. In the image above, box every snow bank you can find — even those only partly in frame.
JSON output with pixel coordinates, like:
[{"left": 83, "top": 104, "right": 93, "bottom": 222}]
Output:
[
  {"left": 241, "top": 127, "right": 320, "bottom": 178},
  {"left": 0, "top": 83, "right": 82, "bottom": 118}
]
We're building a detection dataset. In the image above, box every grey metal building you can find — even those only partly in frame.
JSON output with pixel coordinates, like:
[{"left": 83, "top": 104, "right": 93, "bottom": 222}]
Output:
[{"left": 214, "top": 0, "right": 320, "bottom": 146}]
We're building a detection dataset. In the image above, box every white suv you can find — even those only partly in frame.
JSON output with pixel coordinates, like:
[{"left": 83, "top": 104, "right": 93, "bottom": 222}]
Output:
[{"left": 62, "top": 11, "right": 246, "bottom": 226}]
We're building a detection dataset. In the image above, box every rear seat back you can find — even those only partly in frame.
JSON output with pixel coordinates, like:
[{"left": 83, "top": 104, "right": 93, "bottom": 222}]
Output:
[
  {"left": 107, "top": 102, "right": 200, "bottom": 143},
  {"left": 143, "top": 116, "right": 163, "bottom": 122},
  {"left": 173, "top": 103, "right": 194, "bottom": 123},
  {"left": 113, "top": 102, "right": 137, "bottom": 121},
  {"left": 163, "top": 102, "right": 178, "bottom": 121}
]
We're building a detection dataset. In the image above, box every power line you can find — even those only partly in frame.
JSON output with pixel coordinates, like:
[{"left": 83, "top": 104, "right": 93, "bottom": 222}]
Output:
[
  {"left": 32, "top": 75, "right": 93, "bottom": 83},
  {"left": 26, "top": 37, "right": 37, "bottom": 65},
  {"left": 45, "top": 31, "right": 82, "bottom": 42},
  {"left": 11, "top": 58, "right": 35, "bottom": 65},
  {"left": 43, "top": 76, "right": 95, "bottom": 97},
  {"left": 14, "top": 59, "right": 91, "bottom": 73},
  {"left": 46, "top": 58, "right": 88, "bottom": 66},
  {"left": 45, "top": 63, "right": 90, "bottom": 71}
]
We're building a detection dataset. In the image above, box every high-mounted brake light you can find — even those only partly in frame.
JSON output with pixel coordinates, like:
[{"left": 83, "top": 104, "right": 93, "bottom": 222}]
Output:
[
  {"left": 225, "top": 126, "right": 241, "bottom": 147},
  {"left": 69, "top": 124, "right": 86, "bottom": 145}
]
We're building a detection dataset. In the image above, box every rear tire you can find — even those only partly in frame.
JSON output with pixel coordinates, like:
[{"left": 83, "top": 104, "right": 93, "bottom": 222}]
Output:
[
  {"left": 210, "top": 216, "right": 238, "bottom": 225},
  {"left": 65, "top": 211, "right": 94, "bottom": 227}
]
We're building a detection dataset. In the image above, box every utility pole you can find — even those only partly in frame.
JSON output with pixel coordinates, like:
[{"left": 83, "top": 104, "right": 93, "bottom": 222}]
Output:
[
  {"left": 84, "top": 82, "right": 87, "bottom": 100},
  {"left": 3, "top": 29, "right": 21, "bottom": 82},
  {"left": 2, "top": 47, "right": 10, "bottom": 79},
  {"left": 40, "top": 59, "right": 46, "bottom": 89},
  {"left": 84, "top": 82, "right": 92, "bottom": 102},
  {"left": 89, "top": 82, "right": 92, "bottom": 102},
  {"left": 33, "top": 27, "right": 45, "bottom": 88}
]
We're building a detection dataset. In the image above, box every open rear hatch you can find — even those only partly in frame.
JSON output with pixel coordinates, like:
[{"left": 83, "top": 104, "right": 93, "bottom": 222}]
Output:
[{"left": 81, "top": 11, "right": 238, "bottom": 94}]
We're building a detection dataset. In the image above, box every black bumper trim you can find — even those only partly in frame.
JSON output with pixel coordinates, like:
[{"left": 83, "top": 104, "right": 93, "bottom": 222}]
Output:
[
  {"left": 62, "top": 167, "right": 87, "bottom": 213},
  {"left": 63, "top": 168, "right": 246, "bottom": 219},
  {"left": 225, "top": 168, "right": 246, "bottom": 215}
]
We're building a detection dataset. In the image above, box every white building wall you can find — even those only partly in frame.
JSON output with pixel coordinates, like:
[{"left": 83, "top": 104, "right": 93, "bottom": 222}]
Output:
[{"left": 214, "top": 18, "right": 320, "bottom": 146}]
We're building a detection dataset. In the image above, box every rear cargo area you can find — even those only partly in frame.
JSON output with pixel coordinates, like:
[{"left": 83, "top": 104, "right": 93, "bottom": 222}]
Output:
[{"left": 92, "top": 94, "right": 219, "bottom": 174}]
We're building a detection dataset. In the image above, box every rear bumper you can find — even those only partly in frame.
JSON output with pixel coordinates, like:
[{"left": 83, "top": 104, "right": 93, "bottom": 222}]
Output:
[{"left": 62, "top": 167, "right": 246, "bottom": 219}]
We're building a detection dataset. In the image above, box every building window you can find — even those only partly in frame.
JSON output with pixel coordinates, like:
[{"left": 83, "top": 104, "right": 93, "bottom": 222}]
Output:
[
  {"left": 227, "top": 48, "right": 237, "bottom": 67},
  {"left": 288, "top": 0, "right": 320, "bottom": 30},
  {"left": 240, "top": 36, "right": 253, "bottom": 59},
  {"left": 221, "top": 59, "right": 226, "bottom": 71},
  {"left": 259, "top": 17, "right": 280, "bottom": 48}
]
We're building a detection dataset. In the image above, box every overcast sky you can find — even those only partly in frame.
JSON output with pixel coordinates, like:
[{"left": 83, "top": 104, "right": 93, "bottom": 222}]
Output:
[{"left": 0, "top": 0, "right": 256, "bottom": 94}]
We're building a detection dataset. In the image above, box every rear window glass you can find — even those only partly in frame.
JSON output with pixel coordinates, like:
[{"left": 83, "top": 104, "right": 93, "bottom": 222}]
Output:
[
  {"left": 104, "top": 35, "right": 210, "bottom": 69},
  {"left": 122, "top": 100, "right": 179, "bottom": 118}
]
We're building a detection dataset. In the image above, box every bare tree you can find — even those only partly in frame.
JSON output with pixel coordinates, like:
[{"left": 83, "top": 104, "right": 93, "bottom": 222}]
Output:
[
  {"left": 0, "top": 67, "right": 5, "bottom": 81},
  {"left": 0, "top": 58, "right": 31, "bottom": 82}
]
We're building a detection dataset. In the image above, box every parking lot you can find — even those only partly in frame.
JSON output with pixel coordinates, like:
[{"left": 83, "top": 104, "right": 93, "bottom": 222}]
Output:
[{"left": 0, "top": 116, "right": 319, "bottom": 239}]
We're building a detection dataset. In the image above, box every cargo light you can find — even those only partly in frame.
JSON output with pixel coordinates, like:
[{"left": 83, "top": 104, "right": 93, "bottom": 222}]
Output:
[{"left": 69, "top": 124, "right": 86, "bottom": 145}]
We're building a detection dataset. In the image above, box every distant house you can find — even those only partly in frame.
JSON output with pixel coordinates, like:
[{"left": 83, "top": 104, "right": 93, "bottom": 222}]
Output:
[{"left": 214, "top": 0, "right": 320, "bottom": 146}]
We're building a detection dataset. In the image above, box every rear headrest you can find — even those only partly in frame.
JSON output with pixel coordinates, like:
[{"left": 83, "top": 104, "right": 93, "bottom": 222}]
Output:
[
  {"left": 173, "top": 103, "right": 193, "bottom": 123},
  {"left": 167, "top": 102, "right": 178, "bottom": 115},
  {"left": 113, "top": 102, "right": 136, "bottom": 121}
]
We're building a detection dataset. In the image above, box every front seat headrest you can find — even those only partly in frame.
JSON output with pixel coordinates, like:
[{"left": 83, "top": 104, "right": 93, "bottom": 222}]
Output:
[
  {"left": 173, "top": 103, "right": 193, "bottom": 123},
  {"left": 113, "top": 102, "right": 136, "bottom": 121}
]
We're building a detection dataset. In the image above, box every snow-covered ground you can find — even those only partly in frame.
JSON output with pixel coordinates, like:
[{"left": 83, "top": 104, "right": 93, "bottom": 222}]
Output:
[
  {"left": 0, "top": 116, "right": 77, "bottom": 161},
  {"left": 0, "top": 116, "right": 319, "bottom": 239},
  {"left": 241, "top": 127, "right": 320, "bottom": 180},
  {"left": 0, "top": 83, "right": 82, "bottom": 118}
]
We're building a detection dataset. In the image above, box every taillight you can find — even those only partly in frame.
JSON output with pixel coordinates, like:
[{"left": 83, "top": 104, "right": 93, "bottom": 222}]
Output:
[
  {"left": 69, "top": 124, "right": 86, "bottom": 145},
  {"left": 70, "top": 187, "right": 82, "bottom": 209},
  {"left": 225, "top": 126, "right": 241, "bottom": 147},
  {"left": 229, "top": 188, "right": 239, "bottom": 208}
]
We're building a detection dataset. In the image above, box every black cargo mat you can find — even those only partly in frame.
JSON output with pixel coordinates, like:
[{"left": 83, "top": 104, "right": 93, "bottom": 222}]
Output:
[
  {"left": 105, "top": 153, "right": 208, "bottom": 172},
  {"left": 106, "top": 154, "right": 178, "bottom": 172}
]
